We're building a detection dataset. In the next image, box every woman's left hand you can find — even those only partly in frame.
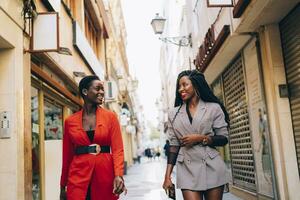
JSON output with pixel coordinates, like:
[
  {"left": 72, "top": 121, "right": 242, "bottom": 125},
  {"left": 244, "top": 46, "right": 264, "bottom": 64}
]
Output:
[
  {"left": 113, "top": 176, "right": 127, "bottom": 195},
  {"left": 180, "top": 134, "right": 204, "bottom": 146}
]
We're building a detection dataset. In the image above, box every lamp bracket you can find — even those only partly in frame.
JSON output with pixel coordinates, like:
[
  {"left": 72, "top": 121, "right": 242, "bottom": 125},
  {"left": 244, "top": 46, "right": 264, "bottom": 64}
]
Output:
[{"left": 159, "top": 34, "right": 192, "bottom": 47}]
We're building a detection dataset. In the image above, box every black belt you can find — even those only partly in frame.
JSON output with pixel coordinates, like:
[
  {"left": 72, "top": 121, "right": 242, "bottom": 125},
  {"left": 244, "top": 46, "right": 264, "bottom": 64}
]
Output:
[{"left": 75, "top": 144, "right": 111, "bottom": 155}]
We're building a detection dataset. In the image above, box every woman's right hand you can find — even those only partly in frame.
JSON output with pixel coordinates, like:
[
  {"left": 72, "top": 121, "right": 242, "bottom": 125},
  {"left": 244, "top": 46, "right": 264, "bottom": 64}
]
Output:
[
  {"left": 162, "top": 176, "right": 173, "bottom": 192},
  {"left": 60, "top": 186, "right": 66, "bottom": 200}
]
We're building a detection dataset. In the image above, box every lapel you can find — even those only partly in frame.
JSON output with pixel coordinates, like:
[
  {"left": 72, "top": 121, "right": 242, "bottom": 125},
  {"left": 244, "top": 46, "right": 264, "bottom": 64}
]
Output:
[
  {"left": 174, "top": 100, "right": 207, "bottom": 134},
  {"left": 77, "top": 109, "right": 90, "bottom": 143},
  {"left": 191, "top": 99, "right": 207, "bottom": 132},
  {"left": 177, "top": 103, "right": 194, "bottom": 134},
  {"left": 96, "top": 107, "right": 104, "bottom": 128},
  {"left": 77, "top": 107, "right": 104, "bottom": 143}
]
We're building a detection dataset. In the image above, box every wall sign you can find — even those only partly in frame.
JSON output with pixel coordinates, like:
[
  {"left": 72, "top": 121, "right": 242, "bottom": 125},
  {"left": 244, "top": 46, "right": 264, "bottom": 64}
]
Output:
[
  {"left": 195, "top": 25, "right": 230, "bottom": 72},
  {"left": 207, "top": 0, "right": 234, "bottom": 7},
  {"left": 196, "top": 26, "right": 215, "bottom": 67},
  {"left": 32, "top": 12, "right": 59, "bottom": 52}
]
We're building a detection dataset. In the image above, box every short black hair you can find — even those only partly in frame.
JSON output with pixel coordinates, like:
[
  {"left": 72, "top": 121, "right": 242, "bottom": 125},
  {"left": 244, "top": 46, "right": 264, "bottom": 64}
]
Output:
[{"left": 78, "top": 75, "right": 100, "bottom": 98}]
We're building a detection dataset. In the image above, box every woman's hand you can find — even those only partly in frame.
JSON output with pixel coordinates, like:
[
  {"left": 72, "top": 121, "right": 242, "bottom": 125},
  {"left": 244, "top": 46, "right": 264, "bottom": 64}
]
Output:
[
  {"left": 162, "top": 176, "right": 173, "bottom": 192},
  {"left": 113, "top": 176, "right": 127, "bottom": 195},
  {"left": 180, "top": 134, "right": 204, "bottom": 146},
  {"left": 60, "top": 186, "right": 66, "bottom": 200}
]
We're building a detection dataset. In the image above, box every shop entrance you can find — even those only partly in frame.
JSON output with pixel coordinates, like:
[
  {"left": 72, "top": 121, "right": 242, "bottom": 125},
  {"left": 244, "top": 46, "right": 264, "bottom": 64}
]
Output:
[
  {"left": 30, "top": 74, "right": 79, "bottom": 200},
  {"left": 280, "top": 4, "right": 300, "bottom": 176}
]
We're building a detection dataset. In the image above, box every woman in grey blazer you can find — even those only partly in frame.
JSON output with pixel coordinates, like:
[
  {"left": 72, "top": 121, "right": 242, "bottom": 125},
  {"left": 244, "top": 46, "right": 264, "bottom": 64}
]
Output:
[{"left": 163, "top": 70, "right": 229, "bottom": 200}]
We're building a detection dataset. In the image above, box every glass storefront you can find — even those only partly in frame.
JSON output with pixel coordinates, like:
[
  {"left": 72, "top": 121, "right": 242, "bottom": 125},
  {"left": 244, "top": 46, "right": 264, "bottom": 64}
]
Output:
[
  {"left": 31, "top": 75, "right": 80, "bottom": 199},
  {"left": 44, "top": 98, "right": 63, "bottom": 140},
  {"left": 31, "top": 86, "right": 40, "bottom": 200}
]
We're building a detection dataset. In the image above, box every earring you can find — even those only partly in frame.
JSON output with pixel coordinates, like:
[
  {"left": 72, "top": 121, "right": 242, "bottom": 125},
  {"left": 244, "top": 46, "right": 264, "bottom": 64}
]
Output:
[
  {"left": 195, "top": 90, "right": 200, "bottom": 98},
  {"left": 82, "top": 89, "right": 88, "bottom": 96}
]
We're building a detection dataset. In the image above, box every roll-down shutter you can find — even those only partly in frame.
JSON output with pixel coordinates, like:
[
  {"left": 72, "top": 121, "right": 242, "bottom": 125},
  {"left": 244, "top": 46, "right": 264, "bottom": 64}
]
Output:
[
  {"left": 223, "top": 56, "right": 256, "bottom": 191},
  {"left": 280, "top": 4, "right": 300, "bottom": 174}
]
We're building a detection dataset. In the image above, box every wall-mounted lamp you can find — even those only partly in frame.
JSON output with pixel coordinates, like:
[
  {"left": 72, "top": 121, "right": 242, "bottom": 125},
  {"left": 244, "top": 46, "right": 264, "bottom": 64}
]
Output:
[{"left": 151, "top": 13, "right": 192, "bottom": 47}]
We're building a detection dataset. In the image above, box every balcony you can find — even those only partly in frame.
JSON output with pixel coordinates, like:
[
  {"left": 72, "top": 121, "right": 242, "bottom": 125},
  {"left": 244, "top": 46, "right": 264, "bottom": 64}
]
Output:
[{"left": 233, "top": 0, "right": 299, "bottom": 33}]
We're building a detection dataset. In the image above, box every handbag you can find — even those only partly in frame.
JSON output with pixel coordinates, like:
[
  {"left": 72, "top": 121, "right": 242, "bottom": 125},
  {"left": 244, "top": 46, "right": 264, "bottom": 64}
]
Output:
[
  {"left": 223, "top": 183, "right": 230, "bottom": 193},
  {"left": 166, "top": 183, "right": 176, "bottom": 200}
]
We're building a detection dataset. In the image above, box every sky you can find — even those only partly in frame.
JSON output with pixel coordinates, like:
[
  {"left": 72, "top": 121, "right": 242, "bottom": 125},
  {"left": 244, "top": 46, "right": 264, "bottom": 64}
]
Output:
[{"left": 121, "top": 0, "right": 163, "bottom": 126}]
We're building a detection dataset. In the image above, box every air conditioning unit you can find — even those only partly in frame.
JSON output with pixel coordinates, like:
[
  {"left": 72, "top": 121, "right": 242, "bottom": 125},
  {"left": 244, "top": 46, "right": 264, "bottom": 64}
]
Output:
[
  {"left": 118, "top": 78, "right": 127, "bottom": 94},
  {"left": 104, "top": 81, "right": 118, "bottom": 101}
]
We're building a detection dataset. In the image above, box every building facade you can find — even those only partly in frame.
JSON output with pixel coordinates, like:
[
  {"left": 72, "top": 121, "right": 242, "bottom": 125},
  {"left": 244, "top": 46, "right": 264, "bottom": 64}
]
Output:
[
  {"left": 103, "top": 0, "right": 141, "bottom": 168},
  {"left": 159, "top": 0, "right": 300, "bottom": 199},
  {"left": 0, "top": 0, "right": 137, "bottom": 199}
]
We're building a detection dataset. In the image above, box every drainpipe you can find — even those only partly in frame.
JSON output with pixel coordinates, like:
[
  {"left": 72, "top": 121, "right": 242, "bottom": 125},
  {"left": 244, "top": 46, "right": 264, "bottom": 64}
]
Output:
[{"left": 104, "top": 37, "right": 108, "bottom": 81}]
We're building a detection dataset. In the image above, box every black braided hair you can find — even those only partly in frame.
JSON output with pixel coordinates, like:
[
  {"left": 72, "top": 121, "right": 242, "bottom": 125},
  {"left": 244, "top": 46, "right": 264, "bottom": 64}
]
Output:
[
  {"left": 78, "top": 75, "right": 100, "bottom": 98},
  {"left": 173, "top": 69, "right": 230, "bottom": 125}
]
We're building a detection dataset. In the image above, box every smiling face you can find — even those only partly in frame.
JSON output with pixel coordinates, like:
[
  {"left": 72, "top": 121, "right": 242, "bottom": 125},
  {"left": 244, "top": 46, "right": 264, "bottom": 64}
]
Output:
[
  {"left": 83, "top": 80, "right": 104, "bottom": 105},
  {"left": 178, "top": 75, "right": 196, "bottom": 102}
]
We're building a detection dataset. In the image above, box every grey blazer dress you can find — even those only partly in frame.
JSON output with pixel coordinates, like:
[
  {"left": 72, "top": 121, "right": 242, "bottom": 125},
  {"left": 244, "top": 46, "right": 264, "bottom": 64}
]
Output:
[{"left": 167, "top": 99, "right": 228, "bottom": 191}]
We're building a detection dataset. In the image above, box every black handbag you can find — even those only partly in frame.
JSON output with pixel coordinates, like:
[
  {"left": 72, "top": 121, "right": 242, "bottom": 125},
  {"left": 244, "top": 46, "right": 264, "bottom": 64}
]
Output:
[
  {"left": 223, "top": 183, "right": 230, "bottom": 193},
  {"left": 166, "top": 183, "right": 176, "bottom": 200}
]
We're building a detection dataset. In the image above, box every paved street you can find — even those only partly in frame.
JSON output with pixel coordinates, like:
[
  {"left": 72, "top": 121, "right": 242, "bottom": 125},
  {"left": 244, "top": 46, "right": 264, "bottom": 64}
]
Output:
[{"left": 120, "top": 158, "right": 241, "bottom": 200}]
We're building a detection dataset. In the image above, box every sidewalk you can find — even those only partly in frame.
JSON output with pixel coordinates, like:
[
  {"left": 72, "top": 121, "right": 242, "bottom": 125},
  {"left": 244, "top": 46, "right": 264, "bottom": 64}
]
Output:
[{"left": 120, "top": 157, "right": 241, "bottom": 200}]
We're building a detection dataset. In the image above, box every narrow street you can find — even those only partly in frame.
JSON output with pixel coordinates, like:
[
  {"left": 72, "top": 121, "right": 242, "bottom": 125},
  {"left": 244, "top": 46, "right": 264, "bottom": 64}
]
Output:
[{"left": 120, "top": 158, "right": 241, "bottom": 200}]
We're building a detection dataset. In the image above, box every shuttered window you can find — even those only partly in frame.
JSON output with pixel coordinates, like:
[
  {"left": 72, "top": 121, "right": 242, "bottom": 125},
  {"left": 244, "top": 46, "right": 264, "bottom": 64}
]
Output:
[
  {"left": 84, "top": 2, "right": 100, "bottom": 57},
  {"left": 280, "top": 4, "right": 300, "bottom": 175},
  {"left": 223, "top": 56, "right": 256, "bottom": 191}
]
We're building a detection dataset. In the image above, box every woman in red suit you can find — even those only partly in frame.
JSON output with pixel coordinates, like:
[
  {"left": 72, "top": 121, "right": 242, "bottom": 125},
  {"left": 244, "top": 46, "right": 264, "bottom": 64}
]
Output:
[{"left": 60, "top": 75, "right": 125, "bottom": 200}]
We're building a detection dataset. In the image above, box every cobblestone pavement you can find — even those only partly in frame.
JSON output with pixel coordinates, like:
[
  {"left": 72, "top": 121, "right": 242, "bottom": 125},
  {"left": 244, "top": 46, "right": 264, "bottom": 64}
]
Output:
[{"left": 120, "top": 158, "right": 242, "bottom": 200}]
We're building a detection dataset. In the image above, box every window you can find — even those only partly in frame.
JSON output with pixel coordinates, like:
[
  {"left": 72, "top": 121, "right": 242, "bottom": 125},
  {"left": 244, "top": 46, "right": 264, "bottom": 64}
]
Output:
[
  {"left": 44, "top": 98, "right": 63, "bottom": 140},
  {"left": 30, "top": 71, "right": 80, "bottom": 199},
  {"left": 84, "top": 6, "right": 99, "bottom": 55},
  {"left": 31, "top": 86, "right": 40, "bottom": 200}
]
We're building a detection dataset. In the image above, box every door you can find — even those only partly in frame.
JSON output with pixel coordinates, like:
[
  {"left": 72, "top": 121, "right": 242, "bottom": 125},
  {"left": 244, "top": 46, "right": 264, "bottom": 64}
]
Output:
[
  {"left": 222, "top": 55, "right": 257, "bottom": 192},
  {"left": 280, "top": 4, "right": 300, "bottom": 175}
]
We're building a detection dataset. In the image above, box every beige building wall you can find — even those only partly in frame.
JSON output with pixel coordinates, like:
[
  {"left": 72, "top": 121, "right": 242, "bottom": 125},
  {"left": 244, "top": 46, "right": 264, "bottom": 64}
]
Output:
[
  {"left": 34, "top": 1, "right": 102, "bottom": 79},
  {"left": 259, "top": 24, "right": 300, "bottom": 200},
  {"left": 30, "top": 2, "right": 106, "bottom": 200},
  {"left": 0, "top": 1, "right": 30, "bottom": 199},
  {"left": 105, "top": 0, "right": 135, "bottom": 167},
  {"left": 1, "top": 0, "right": 115, "bottom": 199}
]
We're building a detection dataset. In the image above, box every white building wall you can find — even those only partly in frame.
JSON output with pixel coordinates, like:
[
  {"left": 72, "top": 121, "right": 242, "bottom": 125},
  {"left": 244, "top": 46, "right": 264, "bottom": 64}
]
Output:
[{"left": 0, "top": 2, "right": 30, "bottom": 199}]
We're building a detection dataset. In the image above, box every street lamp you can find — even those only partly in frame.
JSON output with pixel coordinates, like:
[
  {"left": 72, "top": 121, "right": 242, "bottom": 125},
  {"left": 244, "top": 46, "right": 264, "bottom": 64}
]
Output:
[
  {"left": 151, "top": 13, "right": 166, "bottom": 34},
  {"left": 151, "top": 13, "right": 192, "bottom": 47}
]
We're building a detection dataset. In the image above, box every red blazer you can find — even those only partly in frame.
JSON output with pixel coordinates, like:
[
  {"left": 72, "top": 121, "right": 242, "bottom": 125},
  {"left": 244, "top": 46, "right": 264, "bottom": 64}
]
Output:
[{"left": 60, "top": 107, "right": 124, "bottom": 200}]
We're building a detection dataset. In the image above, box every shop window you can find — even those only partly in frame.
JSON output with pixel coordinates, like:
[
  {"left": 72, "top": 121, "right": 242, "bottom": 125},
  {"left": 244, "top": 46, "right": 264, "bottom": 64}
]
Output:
[
  {"left": 31, "top": 86, "right": 40, "bottom": 200},
  {"left": 31, "top": 73, "right": 80, "bottom": 199},
  {"left": 211, "top": 77, "right": 232, "bottom": 174},
  {"left": 44, "top": 98, "right": 63, "bottom": 140},
  {"left": 222, "top": 56, "right": 256, "bottom": 191},
  {"left": 84, "top": 5, "right": 99, "bottom": 56}
]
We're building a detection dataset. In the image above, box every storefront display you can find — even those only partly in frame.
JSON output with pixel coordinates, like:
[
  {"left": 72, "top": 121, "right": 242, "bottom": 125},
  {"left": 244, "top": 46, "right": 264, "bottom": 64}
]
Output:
[{"left": 44, "top": 99, "right": 63, "bottom": 140}]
